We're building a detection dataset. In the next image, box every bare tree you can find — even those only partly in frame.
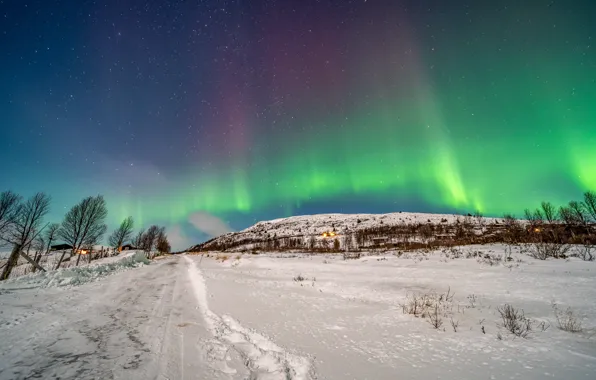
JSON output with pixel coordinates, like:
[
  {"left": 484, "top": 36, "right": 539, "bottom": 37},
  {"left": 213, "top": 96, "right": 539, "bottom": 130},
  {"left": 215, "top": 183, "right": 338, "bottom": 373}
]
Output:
[
  {"left": 1, "top": 193, "right": 51, "bottom": 280},
  {"left": 582, "top": 191, "right": 596, "bottom": 222},
  {"left": 0, "top": 191, "right": 22, "bottom": 243},
  {"left": 541, "top": 201, "right": 558, "bottom": 223},
  {"left": 533, "top": 209, "right": 544, "bottom": 223},
  {"left": 141, "top": 225, "right": 162, "bottom": 258},
  {"left": 132, "top": 228, "right": 145, "bottom": 248},
  {"left": 525, "top": 208, "right": 544, "bottom": 225},
  {"left": 31, "top": 236, "right": 46, "bottom": 272},
  {"left": 44, "top": 223, "right": 61, "bottom": 255},
  {"left": 568, "top": 201, "right": 588, "bottom": 225},
  {"left": 559, "top": 206, "right": 578, "bottom": 225},
  {"left": 56, "top": 195, "right": 108, "bottom": 269},
  {"left": 156, "top": 228, "right": 171, "bottom": 254},
  {"left": 107, "top": 216, "right": 134, "bottom": 250}
]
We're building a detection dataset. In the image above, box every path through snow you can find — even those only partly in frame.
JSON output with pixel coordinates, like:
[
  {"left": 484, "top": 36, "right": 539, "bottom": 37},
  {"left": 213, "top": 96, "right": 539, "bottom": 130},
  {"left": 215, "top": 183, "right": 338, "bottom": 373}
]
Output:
[
  {"left": 185, "top": 256, "right": 315, "bottom": 379},
  {"left": 2, "top": 247, "right": 595, "bottom": 379},
  {"left": 0, "top": 255, "right": 315, "bottom": 379}
]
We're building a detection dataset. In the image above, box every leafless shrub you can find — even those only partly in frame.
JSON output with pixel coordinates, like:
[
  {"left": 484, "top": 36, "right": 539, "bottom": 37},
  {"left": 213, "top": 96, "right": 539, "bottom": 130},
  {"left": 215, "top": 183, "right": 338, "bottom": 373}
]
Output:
[
  {"left": 442, "top": 247, "right": 464, "bottom": 259},
  {"left": 575, "top": 243, "right": 595, "bottom": 262},
  {"left": 401, "top": 293, "right": 431, "bottom": 317},
  {"left": 428, "top": 304, "right": 443, "bottom": 329},
  {"left": 497, "top": 304, "right": 533, "bottom": 338},
  {"left": 465, "top": 250, "right": 481, "bottom": 259},
  {"left": 450, "top": 318, "right": 459, "bottom": 332},
  {"left": 467, "top": 294, "right": 477, "bottom": 308},
  {"left": 552, "top": 303, "right": 583, "bottom": 333},
  {"left": 401, "top": 287, "right": 454, "bottom": 327},
  {"left": 529, "top": 241, "right": 570, "bottom": 260},
  {"left": 343, "top": 251, "right": 361, "bottom": 260},
  {"left": 477, "top": 253, "right": 501, "bottom": 266},
  {"left": 293, "top": 274, "right": 306, "bottom": 282}
]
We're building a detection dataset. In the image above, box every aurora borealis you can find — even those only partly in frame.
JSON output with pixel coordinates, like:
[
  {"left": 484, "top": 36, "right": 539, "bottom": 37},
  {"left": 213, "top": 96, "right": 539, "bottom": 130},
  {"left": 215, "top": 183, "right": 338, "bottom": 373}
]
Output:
[{"left": 1, "top": 1, "right": 595, "bottom": 248}]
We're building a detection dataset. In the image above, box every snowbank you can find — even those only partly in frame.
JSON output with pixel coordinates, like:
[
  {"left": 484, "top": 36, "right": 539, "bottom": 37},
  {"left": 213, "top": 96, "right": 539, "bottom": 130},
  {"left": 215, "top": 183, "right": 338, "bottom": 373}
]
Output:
[
  {"left": 0, "top": 250, "right": 149, "bottom": 289},
  {"left": 201, "top": 245, "right": 596, "bottom": 380}
]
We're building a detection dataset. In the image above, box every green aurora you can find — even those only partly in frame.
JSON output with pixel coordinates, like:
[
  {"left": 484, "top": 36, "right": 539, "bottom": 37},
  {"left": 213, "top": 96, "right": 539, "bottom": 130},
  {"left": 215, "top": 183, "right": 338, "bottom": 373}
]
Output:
[
  {"left": 108, "top": 6, "right": 595, "bottom": 227},
  {"left": 110, "top": 71, "right": 595, "bottom": 226},
  {"left": 2, "top": 1, "right": 594, "bottom": 239}
]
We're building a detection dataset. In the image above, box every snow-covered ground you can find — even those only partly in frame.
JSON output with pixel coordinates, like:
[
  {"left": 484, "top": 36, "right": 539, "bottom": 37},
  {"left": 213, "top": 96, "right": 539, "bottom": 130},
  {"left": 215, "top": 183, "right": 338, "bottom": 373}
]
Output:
[
  {"left": 0, "top": 246, "right": 121, "bottom": 279},
  {"left": 1, "top": 245, "right": 595, "bottom": 379},
  {"left": 191, "top": 211, "right": 501, "bottom": 251}
]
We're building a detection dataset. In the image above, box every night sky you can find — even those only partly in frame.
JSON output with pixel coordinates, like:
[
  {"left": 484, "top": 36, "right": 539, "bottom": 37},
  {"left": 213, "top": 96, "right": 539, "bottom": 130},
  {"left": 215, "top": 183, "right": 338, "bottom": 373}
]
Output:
[{"left": 1, "top": 1, "right": 594, "bottom": 249}]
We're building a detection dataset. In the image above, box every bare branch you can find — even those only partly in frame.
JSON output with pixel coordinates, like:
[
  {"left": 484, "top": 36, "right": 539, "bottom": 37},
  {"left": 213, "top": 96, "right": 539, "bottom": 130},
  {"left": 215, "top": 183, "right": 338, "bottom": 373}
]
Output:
[
  {"left": 0, "top": 193, "right": 50, "bottom": 280},
  {"left": 541, "top": 201, "right": 558, "bottom": 223},
  {"left": 107, "top": 216, "right": 134, "bottom": 249},
  {"left": 56, "top": 195, "right": 107, "bottom": 269},
  {"left": 0, "top": 191, "right": 22, "bottom": 240},
  {"left": 582, "top": 191, "right": 596, "bottom": 222}
]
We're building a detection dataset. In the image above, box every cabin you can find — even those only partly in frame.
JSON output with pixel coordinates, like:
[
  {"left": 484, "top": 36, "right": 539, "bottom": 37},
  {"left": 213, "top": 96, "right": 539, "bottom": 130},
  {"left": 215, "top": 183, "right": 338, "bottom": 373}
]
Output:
[
  {"left": 121, "top": 244, "right": 137, "bottom": 251},
  {"left": 50, "top": 244, "right": 73, "bottom": 251}
]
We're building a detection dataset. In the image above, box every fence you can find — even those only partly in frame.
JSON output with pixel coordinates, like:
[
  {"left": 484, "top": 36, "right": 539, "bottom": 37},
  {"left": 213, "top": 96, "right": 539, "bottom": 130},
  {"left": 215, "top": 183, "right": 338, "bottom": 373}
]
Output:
[{"left": 0, "top": 247, "right": 120, "bottom": 280}]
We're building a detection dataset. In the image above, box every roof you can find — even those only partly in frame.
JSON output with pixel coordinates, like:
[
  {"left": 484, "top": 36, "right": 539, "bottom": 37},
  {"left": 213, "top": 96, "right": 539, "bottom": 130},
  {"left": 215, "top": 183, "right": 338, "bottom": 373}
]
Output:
[{"left": 51, "top": 244, "right": 73, "bottom": 250}]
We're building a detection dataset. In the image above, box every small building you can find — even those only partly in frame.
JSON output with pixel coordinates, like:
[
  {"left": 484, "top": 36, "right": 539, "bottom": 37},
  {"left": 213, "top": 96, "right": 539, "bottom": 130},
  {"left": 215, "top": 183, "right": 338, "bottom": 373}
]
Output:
[
  {"left": 50, "top": 244, "right": 73, "bottom": 251},
  {"left": 121, "top": 244, "right": 137, "bottom": 251}
]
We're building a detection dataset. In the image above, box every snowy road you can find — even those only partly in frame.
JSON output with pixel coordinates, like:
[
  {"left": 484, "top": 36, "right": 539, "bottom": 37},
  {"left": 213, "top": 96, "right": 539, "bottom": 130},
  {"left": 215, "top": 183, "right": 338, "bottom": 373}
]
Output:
[
  {"left": 0, "top": 255, "right": 314, "bottom": 380},
  {"left": 1, "top": 248, "right": 596, "bottom": 380}
]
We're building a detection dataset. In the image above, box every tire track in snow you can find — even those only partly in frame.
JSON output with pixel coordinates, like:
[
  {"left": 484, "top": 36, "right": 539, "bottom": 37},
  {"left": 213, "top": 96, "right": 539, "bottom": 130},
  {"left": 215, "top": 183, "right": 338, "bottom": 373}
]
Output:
[{"left": 184, "top": 255, "right": 316, "bottom": 380}]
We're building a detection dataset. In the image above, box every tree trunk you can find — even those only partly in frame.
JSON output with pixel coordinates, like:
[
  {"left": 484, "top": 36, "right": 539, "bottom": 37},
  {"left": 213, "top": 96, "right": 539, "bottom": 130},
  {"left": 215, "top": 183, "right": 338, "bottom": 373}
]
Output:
[
  {"left": 1, "top": 244, "right": 22, "bottom": 281},
  {"left": 76, "top": 252, "right": 82, "bottom": 266},
  {"left": 32, "top": 252, "right": 41, "bottom": 273},
  {"left": 55, "top": 249, "right": 71, "bottom": 270},
  {"left": 19, "top": 251, "right": 46, "bottom": 273}
]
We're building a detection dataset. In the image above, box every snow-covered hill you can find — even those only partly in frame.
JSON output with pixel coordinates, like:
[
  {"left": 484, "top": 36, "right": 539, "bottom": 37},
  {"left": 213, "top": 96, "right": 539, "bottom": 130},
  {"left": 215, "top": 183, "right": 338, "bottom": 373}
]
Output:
[{"left": 190, "top": 212, "right": 500, "bottom": 252}]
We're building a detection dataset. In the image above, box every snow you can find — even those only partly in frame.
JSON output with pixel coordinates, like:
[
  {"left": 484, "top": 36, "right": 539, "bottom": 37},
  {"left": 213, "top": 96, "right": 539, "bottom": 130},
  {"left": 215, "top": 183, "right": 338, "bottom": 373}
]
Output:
[
  {"left": 0, "top": 250, "right": 148, "bottom": 289},
  {"left": 191, "top": 211, "right": 501, "bottom": 251},
  {"left": 200, "top": 245, "right": 596, "bottom": 379},
  {"left": 0, "top": 245, "right": 595, "bottom": 379},
  {"left": 185, "top": 255, "right": 315, "bottom": 379},
  {"left": 0, "top": 246, "right": 123, "bottom": 279}
]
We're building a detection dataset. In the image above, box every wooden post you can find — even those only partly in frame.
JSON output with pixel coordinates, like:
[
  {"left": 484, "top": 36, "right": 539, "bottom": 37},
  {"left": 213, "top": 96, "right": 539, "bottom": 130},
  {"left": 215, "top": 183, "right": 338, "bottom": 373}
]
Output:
[{"left": 19, "top": 251, "right": 46, "bottom": 273}]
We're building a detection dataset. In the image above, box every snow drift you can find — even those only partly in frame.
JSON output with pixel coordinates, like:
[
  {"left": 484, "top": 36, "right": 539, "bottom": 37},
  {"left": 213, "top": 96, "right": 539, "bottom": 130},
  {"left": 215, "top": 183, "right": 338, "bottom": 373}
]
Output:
[{"left": 0, "top": 250, "right": 149, "bottom": 289}]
